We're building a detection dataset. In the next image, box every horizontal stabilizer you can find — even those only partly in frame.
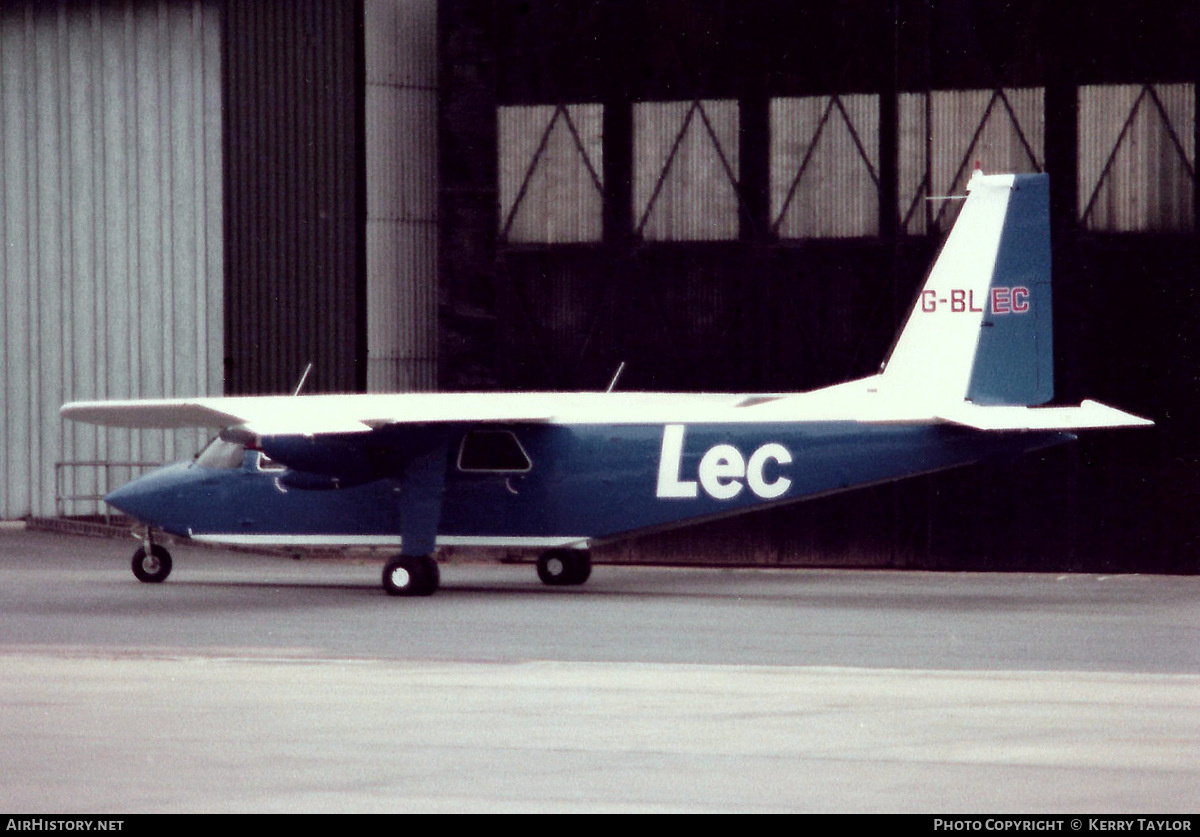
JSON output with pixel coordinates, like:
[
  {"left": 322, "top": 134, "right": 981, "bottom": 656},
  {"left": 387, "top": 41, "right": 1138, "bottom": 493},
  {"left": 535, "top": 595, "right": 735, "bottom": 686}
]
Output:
[{"left": 937, "top": 399, "right": 1154, "bottom": 431}]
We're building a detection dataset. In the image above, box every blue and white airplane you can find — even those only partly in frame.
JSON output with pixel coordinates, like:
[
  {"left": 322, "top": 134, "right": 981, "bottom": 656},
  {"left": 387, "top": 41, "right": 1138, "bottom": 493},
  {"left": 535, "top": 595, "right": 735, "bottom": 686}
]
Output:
[{"left": 62, "top": 171, "right": 1151, "bottom": 596}]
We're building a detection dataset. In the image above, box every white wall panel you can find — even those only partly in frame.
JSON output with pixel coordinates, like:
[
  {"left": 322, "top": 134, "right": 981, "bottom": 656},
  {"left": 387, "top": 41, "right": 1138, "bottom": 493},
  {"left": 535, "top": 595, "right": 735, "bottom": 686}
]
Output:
[
  {"left": 365, "top": 0, "right": 439, "bottom": 392},
  {"left": 366, "top": 217, "right": 438, "bottom": 392},
  {"left": 0, "top": 1, "right": 222, "bottom": 518},
  {"left": 930, "top": 88, "right": 1043, "bottom": 232},
  {"left": 899, "top": 88, "right": 1043, "bottom": 234},
  {"left": 498, "top": 104, "right": 604, "bottom": 244},
  {"left": 634, "top": 100, "right": 740, "bottom": 241},
  {"left": 1079, "top": 84, "right": 1195, "bottom": 232},
  {"left": 771, "top": 95, "right": 880, "bottom": 239}
]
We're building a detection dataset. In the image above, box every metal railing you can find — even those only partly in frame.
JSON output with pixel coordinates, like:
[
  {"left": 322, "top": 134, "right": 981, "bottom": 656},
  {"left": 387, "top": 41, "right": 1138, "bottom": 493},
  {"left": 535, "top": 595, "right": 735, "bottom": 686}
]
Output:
[{"left": 54, "top": 461, "right": 162, "bottom": 522}]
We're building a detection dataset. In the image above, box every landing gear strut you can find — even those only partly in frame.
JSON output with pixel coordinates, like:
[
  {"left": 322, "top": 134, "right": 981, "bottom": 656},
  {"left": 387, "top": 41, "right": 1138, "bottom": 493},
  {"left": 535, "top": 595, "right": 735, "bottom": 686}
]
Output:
[
  {"left": 382, "top": 554, "right": 440, "bottom": 597},
  {"left": 537, "top": 549, "right": 591, "bottom": 586},
  {"left": 131, "top": 542, "right": 173, "bottom": 583}
]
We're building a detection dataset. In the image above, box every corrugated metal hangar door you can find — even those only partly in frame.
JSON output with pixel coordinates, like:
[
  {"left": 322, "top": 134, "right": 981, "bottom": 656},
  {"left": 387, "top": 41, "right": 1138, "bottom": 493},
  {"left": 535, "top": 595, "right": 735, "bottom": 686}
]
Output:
[{"left": 0, "top": 1, "right": 223, "bottom": 519}]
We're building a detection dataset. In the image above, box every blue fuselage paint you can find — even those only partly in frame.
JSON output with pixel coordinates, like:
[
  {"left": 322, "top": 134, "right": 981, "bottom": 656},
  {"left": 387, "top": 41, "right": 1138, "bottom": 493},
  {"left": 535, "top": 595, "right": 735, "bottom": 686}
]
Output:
[{"left": 104, "top": 422, "right": 1071, "bottom": 546}]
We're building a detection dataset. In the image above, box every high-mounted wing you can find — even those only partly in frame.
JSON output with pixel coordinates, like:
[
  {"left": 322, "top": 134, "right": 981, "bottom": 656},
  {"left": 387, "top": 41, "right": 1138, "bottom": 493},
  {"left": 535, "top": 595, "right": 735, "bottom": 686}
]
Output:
[
  {"left": 60, "top": 398, "right": 250, "bottom": 430},
  {"left": 61, "top": 391, "right": 790, "bottom": 435},
  {"left": 60, "top": 393, "right": 561, "bottom": 437}
]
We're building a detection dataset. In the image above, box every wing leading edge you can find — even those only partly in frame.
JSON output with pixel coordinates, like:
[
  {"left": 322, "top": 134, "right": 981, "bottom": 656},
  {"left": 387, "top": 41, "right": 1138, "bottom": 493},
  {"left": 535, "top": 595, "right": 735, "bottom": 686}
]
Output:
[{"left": 59, "top": 393, "right": 560, "bottom": 436}]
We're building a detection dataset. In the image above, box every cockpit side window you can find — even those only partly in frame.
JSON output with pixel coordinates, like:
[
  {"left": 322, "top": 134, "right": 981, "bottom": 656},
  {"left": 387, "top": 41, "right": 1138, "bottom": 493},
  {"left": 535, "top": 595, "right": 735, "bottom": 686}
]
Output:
[
  {"left": 256, "top": 452, "right": 286, "bottom": 472},
  {"left": 457, "top": 430, "right": 532, "bottom": 473},
  {"left": 194, "top": 437, "right": 247, "bottom": 470}
]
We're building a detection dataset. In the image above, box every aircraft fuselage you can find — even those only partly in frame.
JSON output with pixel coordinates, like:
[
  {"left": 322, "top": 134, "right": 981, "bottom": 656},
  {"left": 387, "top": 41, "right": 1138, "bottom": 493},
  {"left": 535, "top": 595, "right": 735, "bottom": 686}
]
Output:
[{"left": 106, "top": 421, "right": 1071, "bottom": 550}]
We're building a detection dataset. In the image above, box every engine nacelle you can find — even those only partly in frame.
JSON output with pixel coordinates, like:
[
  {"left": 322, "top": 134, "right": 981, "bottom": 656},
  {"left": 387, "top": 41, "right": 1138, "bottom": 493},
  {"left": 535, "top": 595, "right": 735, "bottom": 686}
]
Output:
[{"left": 258, "top": 434, "right": 385, "bottom": 482}]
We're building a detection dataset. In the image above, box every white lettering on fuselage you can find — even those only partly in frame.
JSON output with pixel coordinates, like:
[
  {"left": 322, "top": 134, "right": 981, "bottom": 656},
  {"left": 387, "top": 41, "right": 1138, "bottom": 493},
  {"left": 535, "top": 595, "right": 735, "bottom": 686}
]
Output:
[{"left": 656, "top": 425, "right": 793, "bottom": 500}]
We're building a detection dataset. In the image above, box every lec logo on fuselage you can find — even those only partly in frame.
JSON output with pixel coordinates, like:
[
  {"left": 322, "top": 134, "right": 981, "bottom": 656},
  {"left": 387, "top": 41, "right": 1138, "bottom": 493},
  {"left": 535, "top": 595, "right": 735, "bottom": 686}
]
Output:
[{"left": 656, "top": 424, "right": 792, "bottom": 501}]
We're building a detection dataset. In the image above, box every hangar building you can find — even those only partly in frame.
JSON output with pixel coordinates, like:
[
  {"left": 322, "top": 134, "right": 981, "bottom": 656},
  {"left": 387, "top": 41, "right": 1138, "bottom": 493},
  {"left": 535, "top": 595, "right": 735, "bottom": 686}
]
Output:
[{"left": 2, "top": 1, "right": 1196, "bottom": 573}]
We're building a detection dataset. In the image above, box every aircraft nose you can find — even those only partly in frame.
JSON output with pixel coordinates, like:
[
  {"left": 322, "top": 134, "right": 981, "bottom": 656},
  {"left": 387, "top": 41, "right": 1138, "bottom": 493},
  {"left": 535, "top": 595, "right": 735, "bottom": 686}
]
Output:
[
  {"left": 104, "top": 476, "right": 156, "bottom": 521},
  {"left": 103, "top": 463, "right": 189, "bottom": 526}
]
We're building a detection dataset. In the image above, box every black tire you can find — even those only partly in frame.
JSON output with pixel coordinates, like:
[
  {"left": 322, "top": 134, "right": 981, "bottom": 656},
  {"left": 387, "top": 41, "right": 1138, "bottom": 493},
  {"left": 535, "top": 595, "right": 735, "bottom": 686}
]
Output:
[
  {"left": 569, "top": 551, "right": 592, "bottom": 585},
  {"left": 382, "top": 554, "right": 439, "bottom": 597},
  {"left": 131, "top": 544, "right": 172, "bottom": 584},
  {"left": 537, "top": 550, "right": 591, "bottom": 586}
]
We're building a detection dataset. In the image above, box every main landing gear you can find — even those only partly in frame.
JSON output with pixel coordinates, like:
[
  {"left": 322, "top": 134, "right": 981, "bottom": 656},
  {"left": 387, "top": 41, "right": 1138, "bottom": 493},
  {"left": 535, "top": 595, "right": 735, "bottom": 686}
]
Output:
[
  {"left": 382, "top": 554, "right": 440, "bottom": 597},
  {"left": 536, "top": 549, "right": 591, "bottom": 587},
  {"left": 382, "top": 550, "right": 592, "bottom": 596}
]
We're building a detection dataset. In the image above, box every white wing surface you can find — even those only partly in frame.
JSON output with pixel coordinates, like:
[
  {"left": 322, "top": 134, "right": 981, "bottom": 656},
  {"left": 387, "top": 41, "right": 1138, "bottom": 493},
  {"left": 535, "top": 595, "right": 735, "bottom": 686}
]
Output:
[{"left": 61, "top": 392, "right": 758, "bottom": 435}]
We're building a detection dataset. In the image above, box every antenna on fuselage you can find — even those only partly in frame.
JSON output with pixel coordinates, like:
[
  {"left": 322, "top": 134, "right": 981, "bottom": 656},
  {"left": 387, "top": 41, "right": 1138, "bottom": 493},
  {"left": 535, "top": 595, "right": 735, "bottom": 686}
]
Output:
[
  {"left": 606, "top": 362, "right": 626, "bottom": 393},
  {"left": 292, "top": 362, "right": 314, "bottom": 396}
]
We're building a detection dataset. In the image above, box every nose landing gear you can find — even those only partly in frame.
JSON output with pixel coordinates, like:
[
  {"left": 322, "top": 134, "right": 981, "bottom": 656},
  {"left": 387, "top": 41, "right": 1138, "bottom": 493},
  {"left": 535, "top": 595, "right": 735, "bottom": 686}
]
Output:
[{"left": 131, "top": 541, "right": 173, "bottom": 583}]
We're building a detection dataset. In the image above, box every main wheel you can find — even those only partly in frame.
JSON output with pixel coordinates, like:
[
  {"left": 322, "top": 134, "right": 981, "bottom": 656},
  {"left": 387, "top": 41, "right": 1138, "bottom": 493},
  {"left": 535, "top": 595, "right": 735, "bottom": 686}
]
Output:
[
  {"left": 569, "top": 551, "right": 592, "bottom": 585},
  {"left": 382, "top": 554, "right": 439, "bottom": 597},
  {"left": 131, "top": 544, "right": 173, "bottom": 583},
  {"left": 537, "top": 550, "right": 591, "bottom": 586}
]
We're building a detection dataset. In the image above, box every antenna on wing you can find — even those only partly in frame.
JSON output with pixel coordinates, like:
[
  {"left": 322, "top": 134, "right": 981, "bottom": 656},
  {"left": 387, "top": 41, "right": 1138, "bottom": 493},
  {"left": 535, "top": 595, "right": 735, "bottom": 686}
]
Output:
[
  {"left": 292, "top": 363, "right": 314, "bottom": 396},
  {"left": 606, "top": 362, "right": 626, "bottom": 393}
]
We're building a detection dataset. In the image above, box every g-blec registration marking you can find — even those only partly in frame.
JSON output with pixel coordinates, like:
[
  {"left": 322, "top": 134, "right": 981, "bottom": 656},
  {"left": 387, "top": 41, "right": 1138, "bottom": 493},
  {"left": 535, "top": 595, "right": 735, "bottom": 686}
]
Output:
[{"left": 921, "top": 286, "right": 1030, "bottom": 315}]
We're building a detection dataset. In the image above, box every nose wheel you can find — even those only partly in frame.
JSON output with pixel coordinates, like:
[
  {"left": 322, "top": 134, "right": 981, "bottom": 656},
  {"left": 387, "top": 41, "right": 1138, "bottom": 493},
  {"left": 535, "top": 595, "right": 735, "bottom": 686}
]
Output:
[
  {"left": 537, "top": 549, "right": 591, "bottom": 586},
  {"left": 131, "top": 543, "right": 173, "bottom": 583}
]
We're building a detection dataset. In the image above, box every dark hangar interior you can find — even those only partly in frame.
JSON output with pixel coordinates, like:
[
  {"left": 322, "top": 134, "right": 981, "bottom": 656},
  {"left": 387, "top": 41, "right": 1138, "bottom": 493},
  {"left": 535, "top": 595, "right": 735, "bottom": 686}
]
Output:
[{"left": 425, "top": 1, "right": 1197, "bottom": 572}]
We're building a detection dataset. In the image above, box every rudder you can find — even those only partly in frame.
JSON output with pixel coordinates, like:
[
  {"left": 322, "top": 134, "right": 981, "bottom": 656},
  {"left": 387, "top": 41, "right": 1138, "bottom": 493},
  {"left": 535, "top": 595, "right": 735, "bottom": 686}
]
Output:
[{"left": 966, "top": 173, "right": 1053, "bottom": 405}]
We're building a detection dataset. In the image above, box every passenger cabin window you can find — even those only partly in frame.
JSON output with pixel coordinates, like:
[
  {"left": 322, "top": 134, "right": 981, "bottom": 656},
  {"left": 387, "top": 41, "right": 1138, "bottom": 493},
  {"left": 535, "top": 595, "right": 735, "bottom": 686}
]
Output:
[
  {"left": 195, "top": 438, "right": 246, "bottom": 470},
  {"left": 457, "top": 430, "right": 532, "bottom": 473}
]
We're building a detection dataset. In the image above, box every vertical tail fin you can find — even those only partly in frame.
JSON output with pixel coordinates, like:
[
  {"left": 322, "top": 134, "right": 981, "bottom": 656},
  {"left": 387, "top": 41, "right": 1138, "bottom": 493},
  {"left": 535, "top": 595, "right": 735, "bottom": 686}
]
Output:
[{"left": 881, "top": 171, "right": 1053, "bottom": 408}]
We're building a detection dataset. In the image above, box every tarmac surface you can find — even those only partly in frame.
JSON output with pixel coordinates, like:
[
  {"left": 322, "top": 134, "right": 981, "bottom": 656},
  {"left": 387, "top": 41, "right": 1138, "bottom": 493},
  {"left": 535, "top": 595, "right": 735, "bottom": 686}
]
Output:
[{"left": 1, "top": 526, "right": 1198, "bottom": 812}]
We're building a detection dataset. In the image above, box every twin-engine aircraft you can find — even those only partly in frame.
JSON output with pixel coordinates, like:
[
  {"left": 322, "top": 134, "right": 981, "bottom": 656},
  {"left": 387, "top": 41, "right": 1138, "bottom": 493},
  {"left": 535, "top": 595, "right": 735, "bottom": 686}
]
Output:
[{"left": 62, "top": 171, "right": 1152, "bottom": 596}]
